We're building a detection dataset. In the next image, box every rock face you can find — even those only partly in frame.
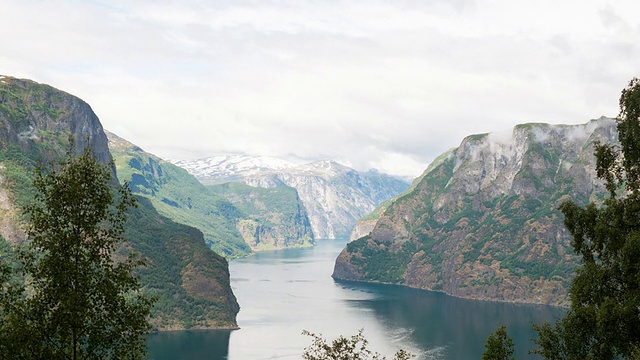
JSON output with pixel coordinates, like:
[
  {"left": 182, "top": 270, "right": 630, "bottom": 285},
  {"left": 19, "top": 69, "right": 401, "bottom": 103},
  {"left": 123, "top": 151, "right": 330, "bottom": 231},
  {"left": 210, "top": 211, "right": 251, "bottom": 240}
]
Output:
[
  {"left": 108, "top": 132, "right": 315, "bottom": 255},
  {"left": 107, "top": 131, "right": 252, "bottom": 257},
  {"left": 0, "top": 76, "right": 239, "bottom": 330},
  {"left": 210, "top": 182, "right": 315, "bottom": 251},
  {"left": 0, "top": 76, "right": 111, "bottom": 169},
  {"left": 177, "top": 156, "right": 410, "bottom": 239},
  {"left": 334, "top": 118, "right": 617, "bottom": 306},
  {"left": 243, "top": 161, "right": 410, "bottom": 239}
]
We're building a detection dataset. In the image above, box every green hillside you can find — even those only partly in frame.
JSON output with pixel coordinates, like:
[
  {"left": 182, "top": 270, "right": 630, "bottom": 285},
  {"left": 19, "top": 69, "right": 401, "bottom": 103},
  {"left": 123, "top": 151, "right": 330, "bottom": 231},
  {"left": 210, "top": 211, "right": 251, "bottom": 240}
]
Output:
[
  {"left": 210, "top": 182, "right": 315, "bottom": 251},
  {"left": 125, "top": 197, "right": 239, "bottom": 330},
  {"left": 334, "top": 119, "right": 616, "bottom": 306},
  {"left": 0, "top": 76, "right": 239, "bottom": 330},
  {"left": 107, "top": 131, "right": 252, "bottom": 258}
]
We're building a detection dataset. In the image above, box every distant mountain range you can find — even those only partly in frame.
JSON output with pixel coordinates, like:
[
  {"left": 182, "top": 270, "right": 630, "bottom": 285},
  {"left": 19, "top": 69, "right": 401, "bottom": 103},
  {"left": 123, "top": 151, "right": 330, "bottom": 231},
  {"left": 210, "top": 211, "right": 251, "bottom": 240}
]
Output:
[
  {"left": 175, "top": 156, "right": 410, "bottom": 239},
  {"left": 334, "top": 118, "right": 616, "bottom": 306},
  {"left": 173, "top": 155, "right": 297, "bottom": 185},
  {"left": 107, "top": 132, "right": 314, "bottom": 257}
]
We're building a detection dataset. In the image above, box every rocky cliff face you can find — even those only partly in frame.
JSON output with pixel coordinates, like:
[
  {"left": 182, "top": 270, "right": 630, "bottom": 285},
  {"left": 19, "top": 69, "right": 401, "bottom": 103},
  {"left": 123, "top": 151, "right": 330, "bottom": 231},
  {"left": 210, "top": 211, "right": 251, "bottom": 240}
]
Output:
[
  {"left": 242, "top": 161, "right": 410, "bottom": 238},
  {"left": 109, "top": 132, "right": 315, "bottom": 255},
  {"left": 0, "top": 76, "right": 239, "bottom": 329},
  {"left": 334, "top": 118, "right": 617, "bottom": 306},
  {"left": 0, "top": 76, "right": 111, "bottom": 169},
  {"left": 210, "top": 182, "right": 315, "bottom": 251},
  {"left": 177, "top": 156, "right": 410, "bottom": 239},
  {"left": 0, "top": 76, "right": 113, "bottom": 245},
  {"left": 107, "top": 131, "right": 252, "bottom": 257}
]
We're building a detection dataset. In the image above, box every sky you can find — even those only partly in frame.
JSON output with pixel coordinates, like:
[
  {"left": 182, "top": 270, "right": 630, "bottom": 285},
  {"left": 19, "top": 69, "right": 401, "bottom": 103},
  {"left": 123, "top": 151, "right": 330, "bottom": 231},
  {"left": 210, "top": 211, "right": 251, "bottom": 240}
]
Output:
[{"left": 1, "top": 0, "right": 639, "bottom": 178}]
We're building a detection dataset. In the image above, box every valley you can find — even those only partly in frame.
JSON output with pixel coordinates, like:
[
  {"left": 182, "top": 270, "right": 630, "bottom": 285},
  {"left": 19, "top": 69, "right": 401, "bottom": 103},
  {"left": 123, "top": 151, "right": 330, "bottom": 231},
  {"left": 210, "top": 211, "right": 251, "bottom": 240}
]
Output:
[{"left": 0, "top": 76, "right": 627, "bottom": 358}]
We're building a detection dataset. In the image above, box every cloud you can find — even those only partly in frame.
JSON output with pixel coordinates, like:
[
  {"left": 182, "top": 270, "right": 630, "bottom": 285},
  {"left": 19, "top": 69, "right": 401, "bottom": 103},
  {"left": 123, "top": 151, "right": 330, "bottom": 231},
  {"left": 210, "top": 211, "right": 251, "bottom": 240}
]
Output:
[{"left": 1, "top": 0, "right": 639, "bottom": 178}]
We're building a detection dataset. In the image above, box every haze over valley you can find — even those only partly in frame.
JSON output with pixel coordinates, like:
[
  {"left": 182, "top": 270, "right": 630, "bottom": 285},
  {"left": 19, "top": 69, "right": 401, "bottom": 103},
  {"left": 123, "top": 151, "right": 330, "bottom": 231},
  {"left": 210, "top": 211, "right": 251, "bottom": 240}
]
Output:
[{"left": 2, "top": 1, "right": 640, "bottom": 359}]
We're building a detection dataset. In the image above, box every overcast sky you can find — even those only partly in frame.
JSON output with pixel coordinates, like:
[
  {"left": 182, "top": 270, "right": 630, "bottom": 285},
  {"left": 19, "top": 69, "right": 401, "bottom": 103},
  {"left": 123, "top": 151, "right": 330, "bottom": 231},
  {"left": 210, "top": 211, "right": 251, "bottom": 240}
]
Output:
[{"left": 1, "top": 0, "right": 639, "bottom": 178}]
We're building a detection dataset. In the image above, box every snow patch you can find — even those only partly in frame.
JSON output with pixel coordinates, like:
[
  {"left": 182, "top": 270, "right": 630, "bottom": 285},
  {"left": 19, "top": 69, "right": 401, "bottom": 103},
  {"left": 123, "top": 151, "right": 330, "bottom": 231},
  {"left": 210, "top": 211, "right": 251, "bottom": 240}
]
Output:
[{"left": 173, "top": 154, "right": 301, "bottom": 182}]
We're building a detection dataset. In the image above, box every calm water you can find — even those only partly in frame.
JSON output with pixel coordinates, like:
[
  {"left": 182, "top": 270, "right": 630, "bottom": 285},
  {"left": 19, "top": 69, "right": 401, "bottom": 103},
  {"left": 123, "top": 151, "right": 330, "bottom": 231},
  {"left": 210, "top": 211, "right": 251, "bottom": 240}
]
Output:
[{"left": 147, "top": 239, "right": 565, "bottom": 359}]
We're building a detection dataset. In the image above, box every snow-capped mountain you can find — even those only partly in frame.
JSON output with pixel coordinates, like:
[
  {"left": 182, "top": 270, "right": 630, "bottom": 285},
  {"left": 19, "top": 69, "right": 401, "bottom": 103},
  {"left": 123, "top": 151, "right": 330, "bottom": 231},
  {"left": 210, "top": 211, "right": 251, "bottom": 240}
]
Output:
[
  {"left": 174, "top": 155, "right": 410, "bottom": 239},
  {"left": 173, "top": 154, "right": 297, "bottom": 184}
]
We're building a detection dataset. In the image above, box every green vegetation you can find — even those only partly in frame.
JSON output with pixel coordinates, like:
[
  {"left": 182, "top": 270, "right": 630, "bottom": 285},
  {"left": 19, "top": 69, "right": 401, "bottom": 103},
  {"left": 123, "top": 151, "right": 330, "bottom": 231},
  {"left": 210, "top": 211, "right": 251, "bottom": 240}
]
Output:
[
  {"left": 0, "top": 76, "right": 239, "bottom": 331},
  {"left": 346, "top": 236, "right": 416, "bottom": 283},
  {"left": 302, "top": 328, "right": 413, "bottom": 360},
  {"left": 0, "top": 148, "right": 153, "bottom": 359},
  {"left": 108, "top": 131, "right": 251, "bottom": 258},
  {"left": 481, "top": 326, "right": 515, "bottom": 360},
  {"left": 125, "top": 197, "right": 238, "bottom": 330},
  {"left": 210, "top": 182, "right": 315, "bottom": 249},
  {"left": 530, "top": 78, "right": 640, "bottom": 359}
]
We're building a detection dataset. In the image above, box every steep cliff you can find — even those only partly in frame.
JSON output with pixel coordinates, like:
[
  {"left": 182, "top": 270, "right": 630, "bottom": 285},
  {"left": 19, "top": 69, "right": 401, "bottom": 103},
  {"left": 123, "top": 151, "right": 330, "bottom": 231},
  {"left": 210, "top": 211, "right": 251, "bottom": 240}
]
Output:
[
  {"left": 210, "top": 182, "right": 315, "bottom": 251},
  {"left": 108, "top": 132, "right": 315, "bottom": 254},
  {"left": 177, "top": 156, "right": 410, "bottom": 239},
  {"left": 107, "top": 131, "right": 252, "bottom": 257},
  {"left": 244, "top": 161, "right": 409, "bottom": 239},
  {"left": 0, "top": 76, "right": 238, "bottom": 329},
  {"left": 334, "top": 118, "right": 617, "bottom": 306},
  {"left": 0, "top": 76, "right": 110, "bottom": 160}
]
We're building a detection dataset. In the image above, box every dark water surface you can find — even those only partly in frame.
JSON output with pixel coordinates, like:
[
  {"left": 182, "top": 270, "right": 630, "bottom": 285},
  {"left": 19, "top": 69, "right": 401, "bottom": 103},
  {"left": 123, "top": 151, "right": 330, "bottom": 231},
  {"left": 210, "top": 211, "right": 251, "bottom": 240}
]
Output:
[{"left": 147, "top": 239, "right": 565, "bottom": 359}]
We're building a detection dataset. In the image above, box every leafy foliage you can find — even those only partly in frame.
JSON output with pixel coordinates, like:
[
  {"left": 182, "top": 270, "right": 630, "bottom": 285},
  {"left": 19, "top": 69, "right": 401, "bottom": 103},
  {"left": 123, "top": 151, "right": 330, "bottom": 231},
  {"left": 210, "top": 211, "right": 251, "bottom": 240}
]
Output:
[
  {"left": 0, "top": 148, "right": 153, "bottom": 360},
  {"left": 531, "top": 78, "right": 640, "bottom": 359},
  {"left": 0, "top": 76, "right": 239, "bottom": 332},
  {"left": 481, "top": 325, "right": 515, "bottom": 360},
  {"left": 302, "top": 329, "right": 413, "bottom": 360}
]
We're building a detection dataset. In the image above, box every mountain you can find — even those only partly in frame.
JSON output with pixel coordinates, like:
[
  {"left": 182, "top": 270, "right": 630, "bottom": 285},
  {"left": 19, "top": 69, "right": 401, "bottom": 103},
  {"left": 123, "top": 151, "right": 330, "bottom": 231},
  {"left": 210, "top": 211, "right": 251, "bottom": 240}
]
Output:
[
  {"left": 108, "top": 133, "right": 315, "bottom": 254},
  {"left": 0, "top": 76, "right": 238, "bottom": 330},
  {"left": 173, "top": 154, "right": 297, "bottom": 185},
  {"left": 107, "top": 131, "right": 251, "bottom": 257},
  {"left": 334, "top": 118, "right": 617, "bottom": 306},
  {"left": 209, "top": 182, "right": 315, "bottom": 251},
  {"left": 177, "top": 156, "right": 410, "bottom": 239}
]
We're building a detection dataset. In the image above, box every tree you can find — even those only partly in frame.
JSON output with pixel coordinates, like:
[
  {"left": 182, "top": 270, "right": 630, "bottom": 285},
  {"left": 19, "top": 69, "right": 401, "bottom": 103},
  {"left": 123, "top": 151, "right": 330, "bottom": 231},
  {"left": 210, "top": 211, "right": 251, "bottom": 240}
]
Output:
[
  {"left": 481, "top": 325, "right": 515, "bottom": 360},
  {"left": 302, "top": 328, "right": 414, "bottom": 360},
  {"left": 0, "top": 147, "right": 154, "bottom": 359},
  {"left": 531, "top": 78, "right": 640, "bottom": 359}
]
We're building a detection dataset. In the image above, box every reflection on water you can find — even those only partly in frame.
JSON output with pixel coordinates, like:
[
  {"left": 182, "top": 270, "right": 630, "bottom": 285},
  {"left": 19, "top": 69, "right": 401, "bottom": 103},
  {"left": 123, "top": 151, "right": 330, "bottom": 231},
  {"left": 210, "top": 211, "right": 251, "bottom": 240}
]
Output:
[
  {"left": 338, "top": 281, "right": 564, "bottom": 359},
  {"left": 147, "top": 239, "right": 565, "bottom": 359},
  {"left": 146, "top": 329, "right": 231, "bottom": 360}
]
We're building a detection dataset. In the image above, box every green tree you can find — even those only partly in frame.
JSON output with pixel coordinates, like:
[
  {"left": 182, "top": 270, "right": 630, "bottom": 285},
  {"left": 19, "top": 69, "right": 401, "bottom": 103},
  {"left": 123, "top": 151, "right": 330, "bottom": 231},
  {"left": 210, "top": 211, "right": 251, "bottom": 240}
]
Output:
[
  {"left": 0, "top": 148, "right": 154, "bottom": 359},
  {"left": 302, "top": 329, "right": 413, "bottom": 360},
  {"left": 531, "top": 78, "right": 640, "bottom": 359},
  {"left": 481, "top": 325, "right": 515, "bottom": 360}
]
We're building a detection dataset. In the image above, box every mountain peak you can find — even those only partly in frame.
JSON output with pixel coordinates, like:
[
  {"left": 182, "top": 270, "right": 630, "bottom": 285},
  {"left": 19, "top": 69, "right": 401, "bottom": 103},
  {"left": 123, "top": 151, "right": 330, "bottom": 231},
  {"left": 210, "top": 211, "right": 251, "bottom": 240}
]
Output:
[
  {"left": 335, "top": 118, "right": 618, "bottom": 307},
  {"left": 172, "top": 154, "right": 297, "bottom": 184}
]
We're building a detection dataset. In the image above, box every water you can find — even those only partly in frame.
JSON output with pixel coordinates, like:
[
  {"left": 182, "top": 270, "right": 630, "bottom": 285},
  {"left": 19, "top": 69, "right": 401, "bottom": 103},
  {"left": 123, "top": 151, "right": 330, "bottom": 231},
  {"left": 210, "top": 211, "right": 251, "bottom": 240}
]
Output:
[{"left": 147, "top": 239, "right": 565, "bottom": 359}]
